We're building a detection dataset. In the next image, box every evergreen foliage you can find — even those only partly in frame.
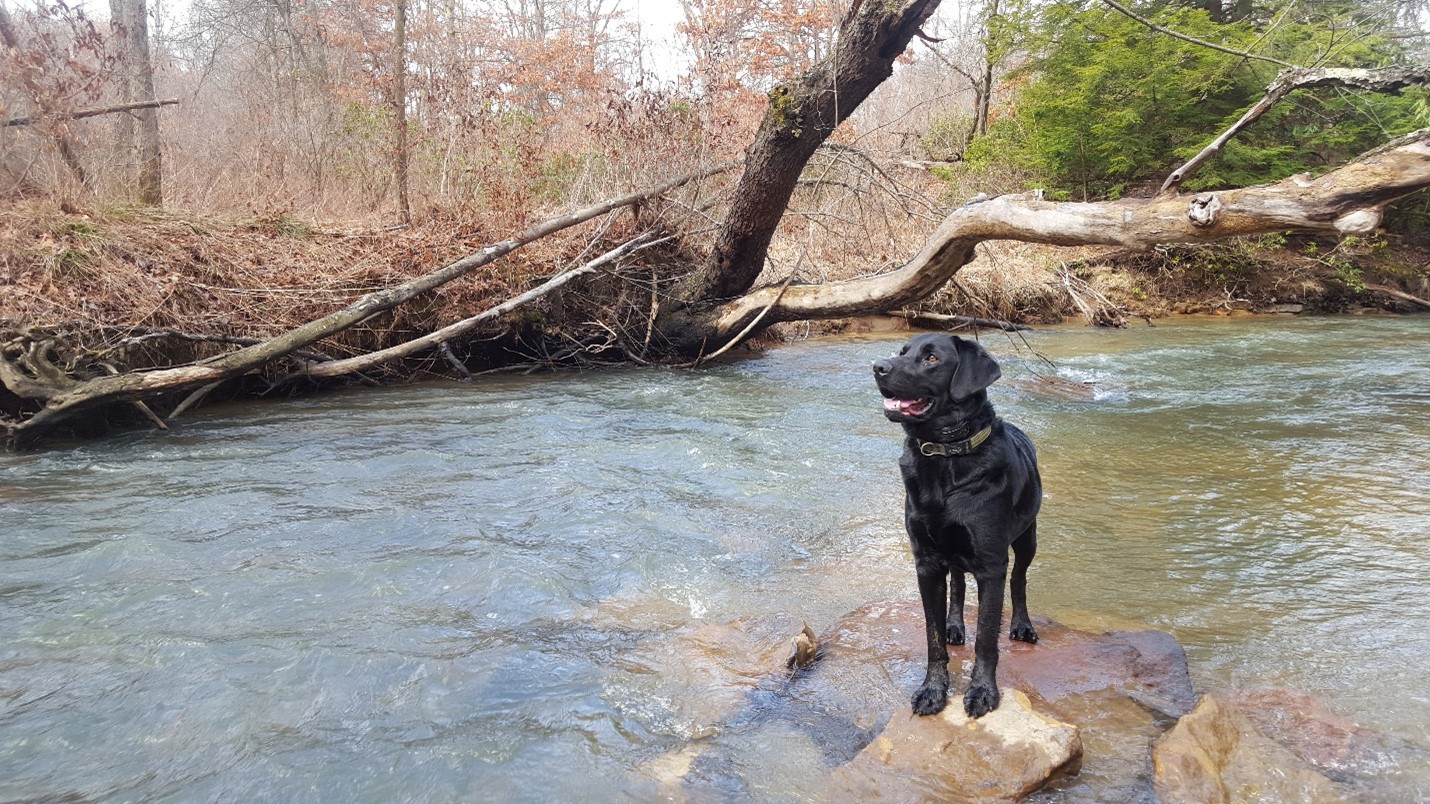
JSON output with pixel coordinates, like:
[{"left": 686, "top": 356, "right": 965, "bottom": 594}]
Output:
[{"left": 962, "top": 0, "right": 1428, "bottom": 200}]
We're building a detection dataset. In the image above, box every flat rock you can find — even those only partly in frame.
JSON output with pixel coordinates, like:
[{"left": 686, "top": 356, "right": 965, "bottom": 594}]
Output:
[
  {"left": 787, "top": 599, "right": 1194, "bottom": 799},
  {"left": 833, "top": 688, "right": 1082, "bottom": 801}
]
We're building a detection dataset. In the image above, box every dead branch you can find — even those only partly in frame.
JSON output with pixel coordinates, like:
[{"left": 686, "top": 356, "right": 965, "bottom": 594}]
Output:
[
  {"left": 1162, "top": 66, "right": 1430, "bottom": 194},
  {"left": 2, "top": 163, "right": 736, "bottom": 447},
  {"left": 703, "top": 130, "right": 1430, "bottom": 342},
  {"left": 3, "top": 98, "right": 180, "bottom": 128},
  {"left": 1363, "top": 283, "right": 1430, "bottom": 309},
  {"left": 1099, "top": 0, "right": 1294, "bottom": 68},
  {"left": 884, "top": 310, "right": 1032, "bottom": 332},
  {"left": 1058, "top": 264, "right": 1127, "bottom": 327},
  {"left": 290, "top": 230, "right": 664, "bottom": 382}
]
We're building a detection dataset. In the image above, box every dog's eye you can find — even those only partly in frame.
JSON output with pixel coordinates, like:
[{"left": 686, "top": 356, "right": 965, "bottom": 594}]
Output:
[{"left": 925, "top": 354, "right": 938, "bottom": 363}]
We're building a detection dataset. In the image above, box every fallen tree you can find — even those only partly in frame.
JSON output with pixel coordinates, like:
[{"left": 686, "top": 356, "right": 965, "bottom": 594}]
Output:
[
  {"left": 1, "top": 164, "right": 733, "bottom": 447},
  {"left": 4, "top": 0, "right": 1430, "bottom": 449},
  {"left": 692, "top": 128, "right": 1430, "bottom": 349}
]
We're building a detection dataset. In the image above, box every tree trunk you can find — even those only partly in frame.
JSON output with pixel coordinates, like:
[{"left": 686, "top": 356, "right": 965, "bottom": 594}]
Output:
[
  {"left": 112, "top": 0, "right": 163, "bottom": 205},
  {"left": 109, "top": 0, "right": 136, "bottom": 187},
  {"left": 680, "top": 0, "right": 942, "bottom": 303},
  {"left": 133, "top": 0, "right": 162, "bottom": 205},
  {"left": 974, "top": 0, "right": 999, "bottom": 140},
  {"left": 394, "top": 0, "right": 411, "bottom": 225}
]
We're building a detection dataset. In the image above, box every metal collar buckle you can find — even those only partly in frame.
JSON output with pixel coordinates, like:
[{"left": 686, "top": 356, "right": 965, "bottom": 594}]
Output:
[{"left": 917, "top": 424, "right": 993, "bottom": 458}]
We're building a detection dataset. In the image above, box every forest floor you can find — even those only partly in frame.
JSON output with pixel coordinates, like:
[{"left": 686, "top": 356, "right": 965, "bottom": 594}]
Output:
[{"left": 4, "top": 197, "right": 1428, "bottom": 384}]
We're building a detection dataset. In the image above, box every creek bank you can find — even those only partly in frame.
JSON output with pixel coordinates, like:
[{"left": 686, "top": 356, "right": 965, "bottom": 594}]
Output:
[
  {"left": 5, "top": 194, "right": 1427, "bottom": 447},
  {"left": 637, "top": 599, "right": 1416, "bottom": 801}
]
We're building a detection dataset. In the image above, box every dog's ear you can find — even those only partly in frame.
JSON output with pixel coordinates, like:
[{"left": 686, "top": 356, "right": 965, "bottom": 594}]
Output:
[{"left": 949, "top": 337, "right": 1001, "bottom": 400}]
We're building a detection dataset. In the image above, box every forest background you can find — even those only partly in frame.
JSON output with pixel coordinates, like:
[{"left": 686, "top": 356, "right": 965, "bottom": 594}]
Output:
[{"left": 3, "top": 0, "right": 1429, "bottom": 388}]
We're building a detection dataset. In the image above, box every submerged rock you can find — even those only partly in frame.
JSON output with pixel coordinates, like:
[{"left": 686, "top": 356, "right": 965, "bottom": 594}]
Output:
[
  {"left": 833, "top": 688, "right": 1082, "bottom": 801},
  {"left": 1152, "top": 693, "right": 1352, "bottom": 803},
  {"left": 1225, "top": 688, "right": 1409, "bottom": 785}
]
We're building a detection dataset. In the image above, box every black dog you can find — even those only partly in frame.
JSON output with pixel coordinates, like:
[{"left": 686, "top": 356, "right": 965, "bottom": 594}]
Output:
[{"left": 872, "top": 333, "right": 1041, "bottom": 719}]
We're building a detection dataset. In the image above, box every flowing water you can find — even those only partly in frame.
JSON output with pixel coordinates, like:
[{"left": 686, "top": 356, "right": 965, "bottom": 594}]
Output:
[{"left": 2, "top": 315, "right": 1428, "bottom": 801}]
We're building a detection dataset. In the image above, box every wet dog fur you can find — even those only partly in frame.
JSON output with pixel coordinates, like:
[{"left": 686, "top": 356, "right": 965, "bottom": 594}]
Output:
[{"left": 872, "top": 333, "right": 1042, "bottom": 718}]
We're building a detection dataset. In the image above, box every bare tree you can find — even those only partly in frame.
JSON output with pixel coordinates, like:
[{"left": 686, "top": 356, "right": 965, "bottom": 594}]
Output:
[
  {"left": 111, "top": 0, "right": 163, "bottom": 205},
  {"left": 394, "top": 0, "right": 411, "bottom": 225},
  {"left": 0, "top": 2, "right": 89, "bottom": 186}
]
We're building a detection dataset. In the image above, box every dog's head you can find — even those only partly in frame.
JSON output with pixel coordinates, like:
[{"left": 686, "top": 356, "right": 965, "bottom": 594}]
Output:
[{"left": 872, "top": 333, "right": 1002, "bottom": 425}]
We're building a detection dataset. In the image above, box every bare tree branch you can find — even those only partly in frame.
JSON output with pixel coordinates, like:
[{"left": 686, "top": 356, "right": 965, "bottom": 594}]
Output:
[
  {"left": 2, "top": 163, "right": 737, "bottom": 447},
  {"left": 2, "top": 98, "right": 180, "bottom": 128},
  {"left": 1099, "top": 0, "right": 1295, "bottom": 68},
  {"left": 291, "top": 231, "right": 665, "bottom": 382},
  {"left": 1162, "top": 66, "right": 1430, "bottom": 194}
]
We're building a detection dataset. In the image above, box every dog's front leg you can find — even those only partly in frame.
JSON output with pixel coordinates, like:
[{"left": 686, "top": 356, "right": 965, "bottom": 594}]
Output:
[
  {"left": 912, "top": 561, "right": 951, "bottom": 715},
  {"left": 947, "top": 571, "right": 966, "bottom": 645},
  {"left": 964, "top": 567, "right": 1006, "bottom": 718}
]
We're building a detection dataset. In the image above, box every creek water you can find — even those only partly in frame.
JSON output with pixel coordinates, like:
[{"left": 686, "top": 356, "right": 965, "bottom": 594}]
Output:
[{"left": 2, "top": 315, "right": 1428, "bottom": 801}]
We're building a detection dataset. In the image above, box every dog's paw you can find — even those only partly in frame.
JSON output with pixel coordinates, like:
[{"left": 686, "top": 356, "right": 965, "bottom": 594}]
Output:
[
  {"left": 947, "top": 624, "right": 966, "bottom": 645},
  {"left": 1009, "top": 621, "right": 1039, "bottom": 643},
  {"left": 963, "top": 684, "right": 1000, "bottom": 718},
  {"left": 911, "top": 684, "right": 948, "bottom": 716}
]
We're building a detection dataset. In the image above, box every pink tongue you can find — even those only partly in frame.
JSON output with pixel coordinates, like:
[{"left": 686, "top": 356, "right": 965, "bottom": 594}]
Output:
[{"left": 884, "top": 398, "right": 926, "bottom": 414}]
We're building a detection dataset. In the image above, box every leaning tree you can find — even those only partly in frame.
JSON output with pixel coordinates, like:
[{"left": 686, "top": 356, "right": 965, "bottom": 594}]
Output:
[{"left": 4, "top": 0, "right": 1430, "bottom": 448}]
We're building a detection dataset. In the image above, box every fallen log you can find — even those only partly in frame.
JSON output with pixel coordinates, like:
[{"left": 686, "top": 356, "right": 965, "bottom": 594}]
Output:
[
  {"left": 696, "top": 128, "right": 1430, "bottom": 346},
  {"left": 1, "top": 162, "right": 736, "bottom": 448},
  {"left": 884, "top": 310, "right": 1032, "bottom": 332},
  {"left": 287, "top": 230, "right": 665, "bottom": 382}
]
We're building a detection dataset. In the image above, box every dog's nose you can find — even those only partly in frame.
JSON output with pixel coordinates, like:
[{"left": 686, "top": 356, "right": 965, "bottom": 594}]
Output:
[{"left": 872, "top": 358, "right": 891, "bottom": 376}]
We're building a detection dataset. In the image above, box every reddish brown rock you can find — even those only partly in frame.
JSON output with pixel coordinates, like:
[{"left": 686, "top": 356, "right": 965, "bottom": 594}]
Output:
[
  {"left": 1152, "top": 693, "right": 1352, "bottom": 803},
  {"left": 1227, "top": 688, "right": 1399, "bottom": 781},
  {"left": 789, "top": 599, "right": 1194, "bottom": 799}
]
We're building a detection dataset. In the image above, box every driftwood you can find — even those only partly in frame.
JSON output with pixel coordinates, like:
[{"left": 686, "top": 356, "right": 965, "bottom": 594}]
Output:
[
  {"left": 1364, "top": 283, "right": 1430, "bottom": 309},
  {"left": 1, "top": 163, "right": 735, "bottom": 447},
  {"left": 2, "top": 98, "right": 180, "bottom": 128},
  {"left": 884, "top": 310, "right": 1031, "bottom": 332}
]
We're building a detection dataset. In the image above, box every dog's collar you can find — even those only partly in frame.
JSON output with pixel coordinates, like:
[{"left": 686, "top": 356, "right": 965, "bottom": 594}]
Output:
[{"left": 917, "top": 423, "right": 995, "bottom": 457}]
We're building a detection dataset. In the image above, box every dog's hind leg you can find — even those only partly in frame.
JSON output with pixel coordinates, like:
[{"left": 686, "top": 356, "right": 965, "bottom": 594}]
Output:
[
  {"left": 1009, "top": 524, "right": 1038, "bottom": 644},
  {"left": 947, "top": 571, "right": 966, "bottom": 645},
  {"left": 964, "top": 567, "right": 1006, "bottom": 718}
]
